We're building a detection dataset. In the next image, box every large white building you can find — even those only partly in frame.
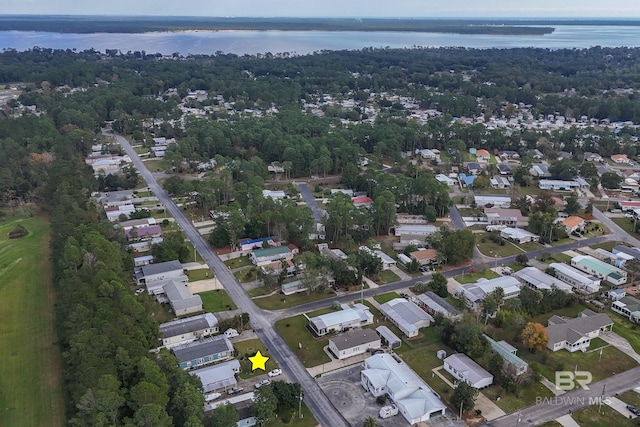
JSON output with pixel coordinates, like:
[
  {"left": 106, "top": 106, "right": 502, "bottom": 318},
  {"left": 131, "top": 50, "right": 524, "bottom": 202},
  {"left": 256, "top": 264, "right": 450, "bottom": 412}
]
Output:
[
  {"left": 135, "top": 260, "right": 188, "bottom": 295},
  {"left": 189, "top": 359, "right": 241, "bottom": 394},
  {"left": 361, "top": 354, "right": 446, "bottom": 424},
  {"left": 548, "top": 263, "right": 601, "bottom": 293},
  {"left": 500, "top": 227, "right": 540, "bottom": 244}
]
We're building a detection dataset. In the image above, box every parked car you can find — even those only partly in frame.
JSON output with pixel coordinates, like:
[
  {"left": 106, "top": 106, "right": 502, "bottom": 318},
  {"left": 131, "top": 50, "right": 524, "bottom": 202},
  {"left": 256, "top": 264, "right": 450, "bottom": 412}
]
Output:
[
  {"left": 627, "top": 404, "right": 640, "bottom": 416},
  {"left": 268, "top": 369, "right": 282, "bottom": 377},
  {"left": 255, "top": 379, "right": 271, "bottom": 389},
  {"left": 379, "top": 404, "right": 398, "bottom": 419},
  {"left": 227, "top": 387, "right": 243, "bottom": 395}
]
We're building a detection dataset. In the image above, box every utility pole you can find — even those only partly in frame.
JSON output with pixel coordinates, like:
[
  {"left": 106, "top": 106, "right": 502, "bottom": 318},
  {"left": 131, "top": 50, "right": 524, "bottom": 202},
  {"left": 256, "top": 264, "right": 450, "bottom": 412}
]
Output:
[
  {"left": 361, "top": 268, "right": 367, "bottom": 304},
  {"left": 299, "top": 389, "right": 303, "bottom": 418}
]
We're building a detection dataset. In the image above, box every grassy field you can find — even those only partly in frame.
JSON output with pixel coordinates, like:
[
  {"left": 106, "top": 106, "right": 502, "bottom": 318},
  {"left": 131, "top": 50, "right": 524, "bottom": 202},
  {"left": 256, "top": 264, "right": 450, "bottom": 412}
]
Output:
[
  {"left": 234, "top": 339, "right": 280, "bottom": 379},
  {"left": 253, "top": 290, "right": 334, "bottom": 310},
  {"left": 271, "top": 402, "right": 317, "bottom": 427},
  {"left": 233, "top": 267, "right": 259, "bottom": 283},
  {"left": 0, "top": 216, "right": 65, "bottom": 427},
  {"left": 572, "top": 404, "right": 637, "bottom": 427},
  {"left": 527, "top": 345, "right": 637, "bottom": 383},
  {"left": 482, "top": 381, "right": 554, "bottom": 413},
  {"left": 199, "top": 289, "right": 237, "bottom": 312},
  {"left": 455, "top": 269, "right": 500, "bottom": 284},
  {"left": 373, "top": 291, "right": 402, "bottom": 305},
  {"left": 530, "top": 303, "right": 589, "bottom": 324},
  {"left": 476, "top": 234, "right": 526, "bottom": 257},
  {"left": 274, "top": 315, "right": 331, "bottom": 368},
  {"left": 612, "top": 217, "right": 637, "bottom": 236},
  {"left": 224, "top": 256, "right": 253, "bottom": 269},
  {"left": 186, "top": 268, "right": 213, "bottom": 282},
  {"left": 376, "top": 269, "right": 400, "bottom": 284}
]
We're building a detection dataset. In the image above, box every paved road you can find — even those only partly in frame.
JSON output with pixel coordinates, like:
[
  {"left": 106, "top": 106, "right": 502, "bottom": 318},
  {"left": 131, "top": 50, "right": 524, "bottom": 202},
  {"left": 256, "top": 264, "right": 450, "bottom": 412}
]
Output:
[
  {"left": 592, "top": 206, "right": 640, "bottom": 247},
  {"left": 106, "top": 131, "right": 350, "bottom": 427},
  {"left": 297, "top": 182, "right": 325, "bottom": 223},
  {"left": 484, "top": 366, "right": 640, "bottom": 427}
]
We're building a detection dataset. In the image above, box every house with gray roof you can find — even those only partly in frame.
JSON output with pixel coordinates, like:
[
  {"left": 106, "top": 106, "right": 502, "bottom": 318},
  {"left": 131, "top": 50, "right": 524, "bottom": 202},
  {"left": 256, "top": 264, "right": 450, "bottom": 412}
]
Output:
[
  {"left": 545, "top": 310, "right": 613, "bottom": 353},
  {"left": 159, "top": 313, "right": 219, "bottom": 348},
  {"left": 484, "top": 335, "right": 529, "bottom": 377},
  {"left": 611, "top": 295, "right": 640, "bottom": 322},
  {"left": 163, "top": 281, "right": 203, "bottom": 316},
  {"left": 172, "top": 335, "right": 234, "bottom": 370},
  {"left": 415, "top": 291, "right": 461, "bottom": 320},
  {"left": 189, "top": 359, "right": 241, "bottom": 393},
  {"left": 379, "top": 298, "right": 433, "bottom": 338},
  {"left": 308, "top": 303, "right": 373, "bottom": 336},
  {"left": 361, "top": 354, "right": 446, "bottom": 424},
  {"left": 444, "top": 353, "right": 493, "bottom": 389},
  {"left": 328, "top": 328, "right": 381, "bottom": 360},
  {"left": 135, "top": 259, "right": 188, "bottom": 295}
]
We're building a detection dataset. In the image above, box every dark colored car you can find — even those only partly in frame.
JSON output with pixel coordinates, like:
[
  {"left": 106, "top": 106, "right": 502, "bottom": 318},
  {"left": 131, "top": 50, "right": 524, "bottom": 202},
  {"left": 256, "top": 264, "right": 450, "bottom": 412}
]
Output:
[{"left": 627, "top": 404, "right": 640, "bottom": 416}]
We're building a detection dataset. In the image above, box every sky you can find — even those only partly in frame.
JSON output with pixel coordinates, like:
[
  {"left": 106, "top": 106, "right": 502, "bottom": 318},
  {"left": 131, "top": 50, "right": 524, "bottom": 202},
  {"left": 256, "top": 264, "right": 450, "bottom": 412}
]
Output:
[{"left": 3, "top": 0, "right": 640, "bottom": 18}]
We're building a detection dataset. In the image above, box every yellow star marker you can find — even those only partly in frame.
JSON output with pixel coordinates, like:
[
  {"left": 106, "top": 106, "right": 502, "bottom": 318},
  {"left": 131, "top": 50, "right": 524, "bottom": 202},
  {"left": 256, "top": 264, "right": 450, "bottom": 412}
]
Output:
[{"left": 249, "top": 350, "right": 269, "bottom": 371}]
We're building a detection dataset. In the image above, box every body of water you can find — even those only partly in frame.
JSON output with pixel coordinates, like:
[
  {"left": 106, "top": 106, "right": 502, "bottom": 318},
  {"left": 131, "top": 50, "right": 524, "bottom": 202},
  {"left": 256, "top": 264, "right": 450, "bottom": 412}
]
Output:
[{"left": 1, "top": 25, "right": 640, "bottom": 55}]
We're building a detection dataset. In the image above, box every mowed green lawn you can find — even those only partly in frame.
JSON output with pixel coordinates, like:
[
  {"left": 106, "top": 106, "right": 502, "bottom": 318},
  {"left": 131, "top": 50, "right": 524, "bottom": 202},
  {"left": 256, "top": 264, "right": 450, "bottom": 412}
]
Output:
[{"left": 0, "top": 216, "right": 65, "bottom": 427}]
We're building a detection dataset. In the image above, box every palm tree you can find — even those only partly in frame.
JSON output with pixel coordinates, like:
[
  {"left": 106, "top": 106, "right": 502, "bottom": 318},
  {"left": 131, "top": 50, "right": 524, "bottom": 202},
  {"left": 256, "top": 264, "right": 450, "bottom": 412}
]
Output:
[{"left": 363, "top": 416, "right": 377, "bottom": 427}]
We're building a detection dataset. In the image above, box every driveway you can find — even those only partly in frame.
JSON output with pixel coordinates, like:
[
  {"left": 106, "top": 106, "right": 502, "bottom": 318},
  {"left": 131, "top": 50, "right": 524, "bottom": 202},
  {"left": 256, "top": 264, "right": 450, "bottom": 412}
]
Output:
[
  {"left": 600, "top": 331, "right": 640, "bottom": 363},
  {"left": 296, "top": 182, "right": 324, "bottom": 223}
]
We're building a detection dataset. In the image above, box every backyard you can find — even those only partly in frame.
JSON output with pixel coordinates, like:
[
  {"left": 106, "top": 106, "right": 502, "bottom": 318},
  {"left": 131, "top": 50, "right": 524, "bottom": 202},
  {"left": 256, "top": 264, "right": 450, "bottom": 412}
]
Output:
[
  {"left": 482, "top": 381, "right": 554, "bottom": 413},
  {"left": 0, "top": 216, "right": 65, "bottom": 427},
  {"left": 224, "top": 256, "right": 253, "bottom": 269},
  {"left": 375, "top": 269, "right": 401, "bottom": 284},
  {"left": 373, "top": 291, "right": 402, "bottom": 305},
  {"left": 606, "top": 310, "right": 640, "bottom": 353},
  {"left": 186, "top": 268, "right": 212, "bottom": 282}
]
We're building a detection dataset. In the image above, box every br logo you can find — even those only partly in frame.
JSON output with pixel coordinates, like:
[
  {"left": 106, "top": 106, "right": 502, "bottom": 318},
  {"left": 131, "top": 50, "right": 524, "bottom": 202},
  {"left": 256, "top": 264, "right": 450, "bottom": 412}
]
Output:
[{"left": 555, "top": 371, "right": 593, "bottom": 391}]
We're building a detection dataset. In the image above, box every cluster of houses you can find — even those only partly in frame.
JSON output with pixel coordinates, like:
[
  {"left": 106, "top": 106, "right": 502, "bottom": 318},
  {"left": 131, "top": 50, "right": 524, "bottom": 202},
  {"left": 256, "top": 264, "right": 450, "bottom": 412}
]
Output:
[
  {"left": 455, "top": 251, "right": 627, "bottom": 308},
  {"left": 85, "top": 143, "right": 132, "bottom": 176}
]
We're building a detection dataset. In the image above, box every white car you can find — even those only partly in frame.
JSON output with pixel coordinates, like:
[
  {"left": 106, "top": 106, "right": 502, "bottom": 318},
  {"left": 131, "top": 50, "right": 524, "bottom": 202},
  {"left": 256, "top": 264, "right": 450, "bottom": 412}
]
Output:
[
  {"left": 254, "top": 379, "right": 271, "bottom": 389},
  {"left": 268, "top": 369, "right": 282, "bottom": 377},
  {"left": 204, "top": 392, "right": 221, "bottom": 402}
]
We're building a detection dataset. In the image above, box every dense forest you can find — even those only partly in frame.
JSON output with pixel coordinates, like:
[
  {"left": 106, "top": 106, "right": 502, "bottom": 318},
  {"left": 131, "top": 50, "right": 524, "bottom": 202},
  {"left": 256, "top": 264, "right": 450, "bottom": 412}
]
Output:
[{"left": 1, "top": 45, "right": 640, "bottom": 425}]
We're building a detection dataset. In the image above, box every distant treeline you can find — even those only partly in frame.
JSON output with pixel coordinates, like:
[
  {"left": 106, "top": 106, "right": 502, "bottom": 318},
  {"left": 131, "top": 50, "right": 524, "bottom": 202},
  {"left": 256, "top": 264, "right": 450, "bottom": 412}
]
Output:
[{"left": 0, "top": 15, "right": 555, "bottom": 34}]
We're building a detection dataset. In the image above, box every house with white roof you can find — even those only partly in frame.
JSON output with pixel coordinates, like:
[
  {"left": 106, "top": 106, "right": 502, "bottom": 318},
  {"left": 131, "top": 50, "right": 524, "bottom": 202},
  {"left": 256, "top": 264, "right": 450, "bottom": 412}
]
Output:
[
  {"left": 474, "top": 195, "right": 512, "bottom": 208},
  {"left": 500, "top": 227, "right": 540, "bottom": 244},
  {"left": 513, "top": 267, "right": 573, "bottom": 293},
  {"left": 546, "top": 310, "right": 613, "bottom": 352},
  {"left": 394, "top": 224, "right": 438, "bottom": 237},
  {"left": 444, "top": 353, "right": 493, "bottom": 389},
  {"left": 415, "top": 291, "right": 461, "bottom": 320},
  {"left": 308, "top": 303, "right": 373, "bottom": 336},
  {"left": 262, "top": 189, "right": 286, "bottom": 200},
  {"left": 484, "top": 208, "right": 528, "bottom": 227},
  {"left": 189, "top": 359, "right": 241, "bottom": 394},
  {"left": 454, "top": 276, "right": 522, "bottom": 310},
  {"left": 379, "top": 298, "right": 433, "bottom": 338},
  {"left": 435, "top": 174, "right": 457, "bottom": 186},
  {"left": 361, "top": 354, "right": 446, "bottom": 424},
  {"left": 548, "top": 263, "right": 600, "bottom": 293}
]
